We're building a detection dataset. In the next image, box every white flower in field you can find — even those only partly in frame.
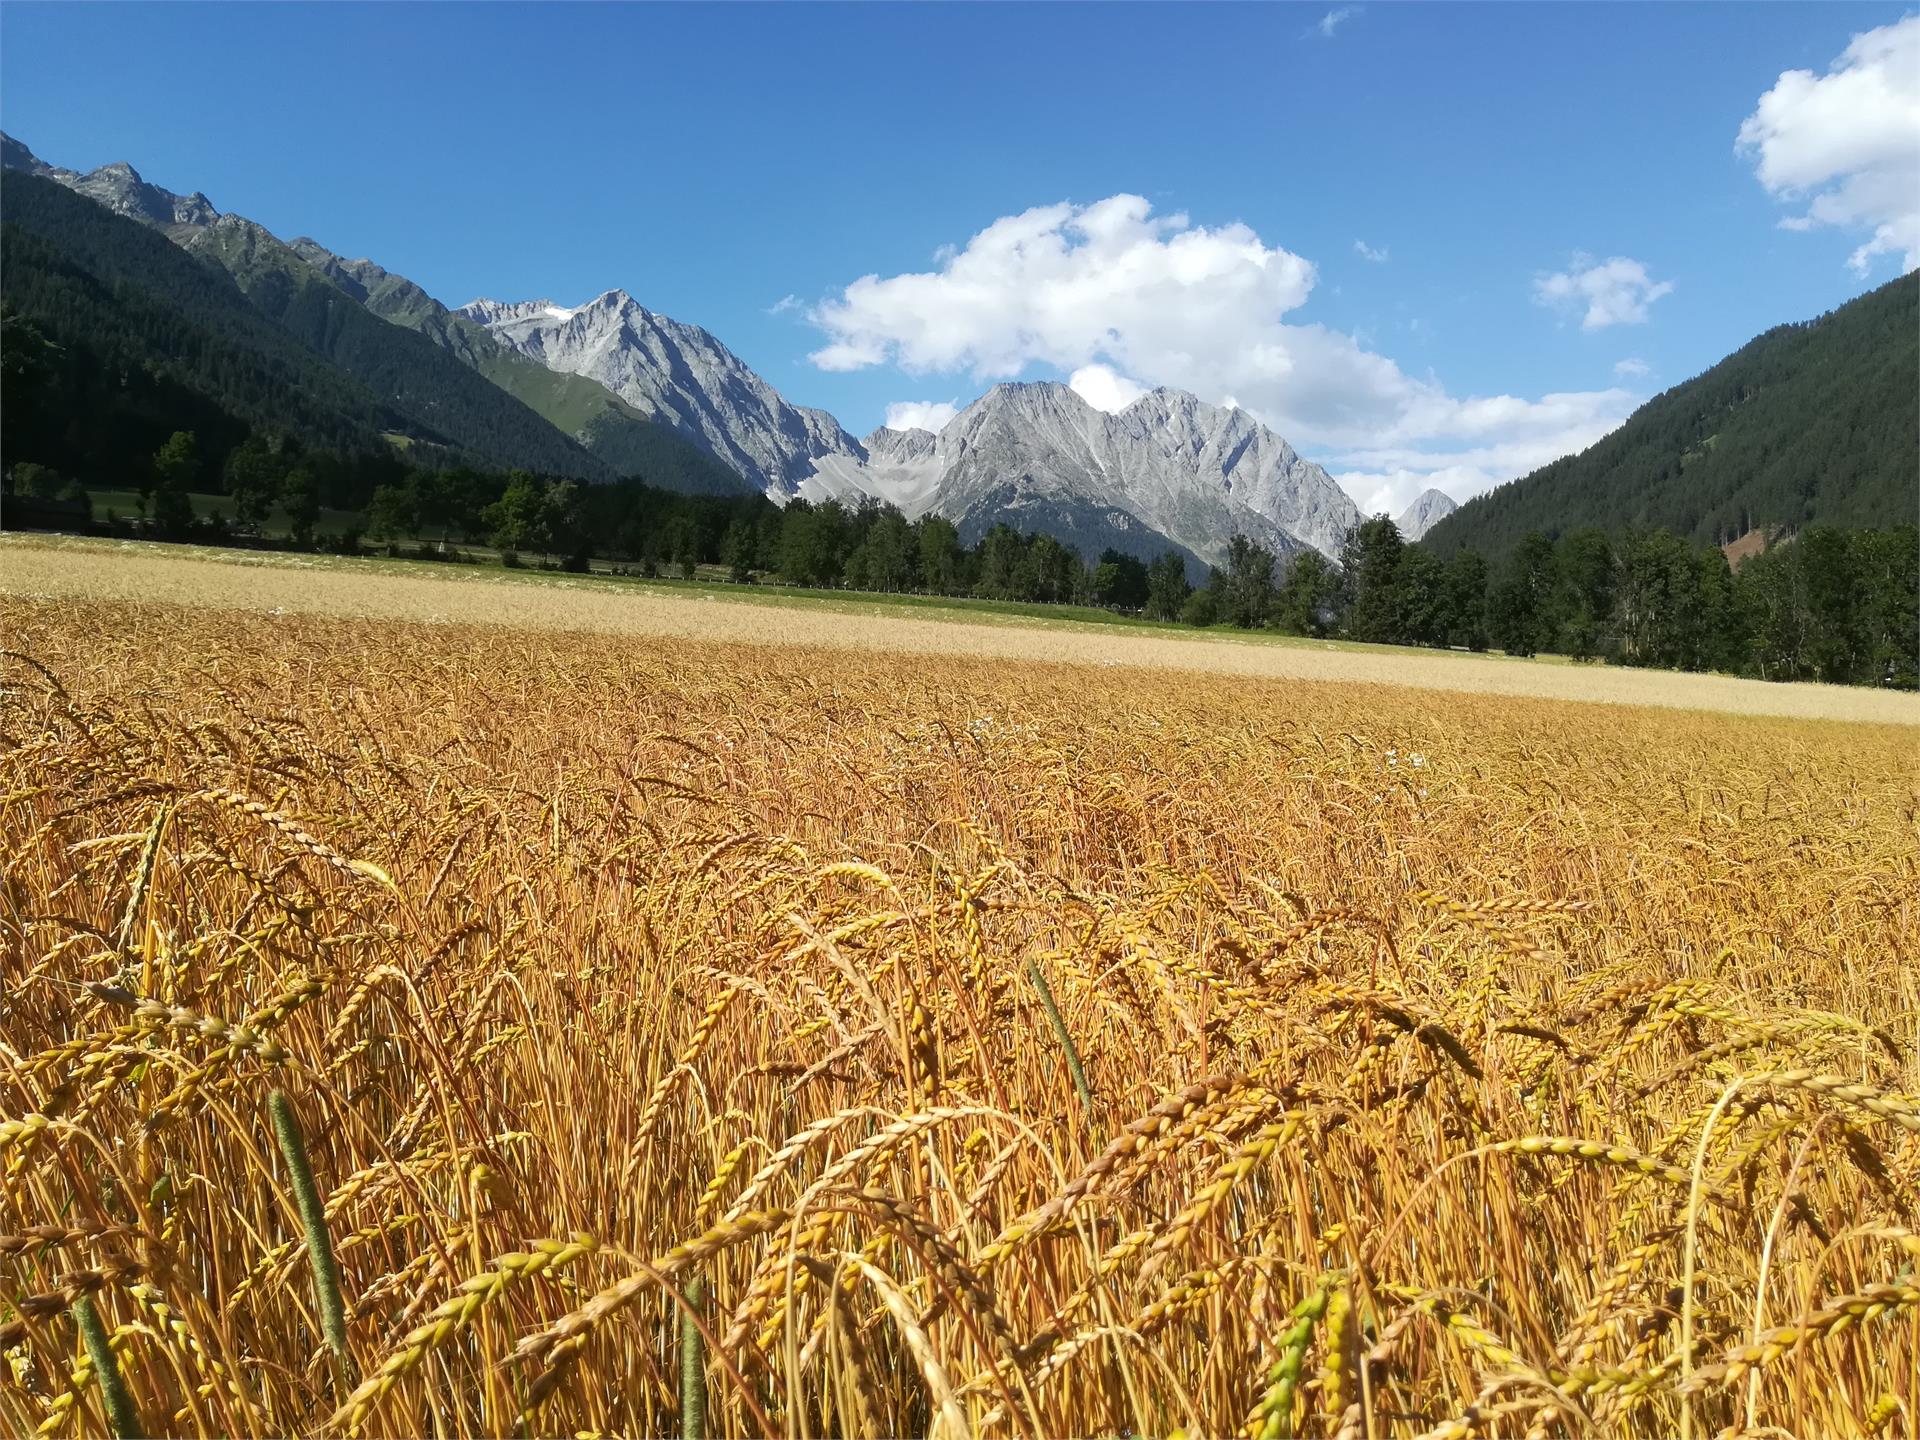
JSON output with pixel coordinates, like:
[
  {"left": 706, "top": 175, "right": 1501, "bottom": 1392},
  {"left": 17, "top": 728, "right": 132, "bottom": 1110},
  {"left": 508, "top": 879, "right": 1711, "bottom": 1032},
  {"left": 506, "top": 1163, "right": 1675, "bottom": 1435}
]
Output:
[
  {"left": 1411, "top": 753, "right": 1426, "bottom": 769},
  {"left": 1419, "top": 787, "right": 1429, "bottom": 798},
  {"left": 266, "top": 606, "right": 286, "bottom": 617}
]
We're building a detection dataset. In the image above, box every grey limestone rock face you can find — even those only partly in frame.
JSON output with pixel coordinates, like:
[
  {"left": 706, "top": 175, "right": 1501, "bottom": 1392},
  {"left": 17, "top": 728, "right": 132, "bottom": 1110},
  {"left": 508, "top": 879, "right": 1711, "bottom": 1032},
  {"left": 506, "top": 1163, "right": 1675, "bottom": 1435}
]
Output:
[
  {"left": 858, "top": 380, "right": 1360, "bottom": 569},
  {"left": 457, "top": 291, "right": 865, "bottom": 493},
  {"left": 1395, "top": 488, "right": 1459, "bottom": 540}
]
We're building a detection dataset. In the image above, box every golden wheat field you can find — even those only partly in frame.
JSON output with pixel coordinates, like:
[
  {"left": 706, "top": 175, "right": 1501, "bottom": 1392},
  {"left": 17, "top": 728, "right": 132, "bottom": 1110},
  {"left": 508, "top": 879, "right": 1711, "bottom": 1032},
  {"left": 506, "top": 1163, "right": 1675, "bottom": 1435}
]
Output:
[
  {"left": 2, "top": 589, "right": 1917, "bottom": 1440},
  {"left": 7, "top": 535, "right": 1919, "bottom": 727}
]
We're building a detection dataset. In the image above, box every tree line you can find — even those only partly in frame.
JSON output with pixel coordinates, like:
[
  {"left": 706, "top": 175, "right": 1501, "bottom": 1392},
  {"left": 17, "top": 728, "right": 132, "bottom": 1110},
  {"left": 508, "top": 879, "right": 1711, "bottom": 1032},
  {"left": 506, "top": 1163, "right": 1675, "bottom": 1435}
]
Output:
[
  {"left": 1312, "top": 516, "right": 1916, "bottom": 688},
  {"left": 6, "top": 428, "right": 1913, "bottom": 690}
]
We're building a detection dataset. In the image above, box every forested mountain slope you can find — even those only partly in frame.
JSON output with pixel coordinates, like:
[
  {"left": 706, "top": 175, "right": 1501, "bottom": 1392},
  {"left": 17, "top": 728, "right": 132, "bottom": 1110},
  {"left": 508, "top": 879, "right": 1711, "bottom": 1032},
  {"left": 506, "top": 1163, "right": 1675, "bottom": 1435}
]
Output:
[
  {"left": 2, "top": 172, "right": 423, "bottom": 479},
  {"left": 2, "top": 171, "right": 612, "bottom": 479},
  {"left": 1423, "top": 273, "right": 1918, "bottom": 559},
  {"left": 174, "top": 214, "right": 608, "bottom": 478},
  {"left": 3, "top": 136, "right": 743, "bottom": 492}
]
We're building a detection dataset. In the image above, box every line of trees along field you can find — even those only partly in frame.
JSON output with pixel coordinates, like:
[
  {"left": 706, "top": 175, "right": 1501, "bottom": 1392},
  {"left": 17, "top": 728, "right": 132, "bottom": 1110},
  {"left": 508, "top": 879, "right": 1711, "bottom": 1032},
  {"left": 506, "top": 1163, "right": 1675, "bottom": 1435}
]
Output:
[{"left": 5, "top": 427, "right": 1915, "bottom": 690}]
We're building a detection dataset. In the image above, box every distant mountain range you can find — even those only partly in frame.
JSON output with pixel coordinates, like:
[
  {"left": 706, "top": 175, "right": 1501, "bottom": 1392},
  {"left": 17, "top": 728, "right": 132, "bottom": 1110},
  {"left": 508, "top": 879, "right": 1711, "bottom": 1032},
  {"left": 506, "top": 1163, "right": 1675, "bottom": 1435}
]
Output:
[
  {"left": 9, "top": 133, "right": 1911, "bottom": 576},
  {"left": 1423, "top": 272, "right": 1918, "bottom": 559},
  {"left": 1, "top": 135, "right": 1386, "bottom": 568},
  {"left": 457, "top": 295, "right": 1364, "bottom": 567},
  {"left": 458, "top": 277, "right": 1368, "bottom": 565}
]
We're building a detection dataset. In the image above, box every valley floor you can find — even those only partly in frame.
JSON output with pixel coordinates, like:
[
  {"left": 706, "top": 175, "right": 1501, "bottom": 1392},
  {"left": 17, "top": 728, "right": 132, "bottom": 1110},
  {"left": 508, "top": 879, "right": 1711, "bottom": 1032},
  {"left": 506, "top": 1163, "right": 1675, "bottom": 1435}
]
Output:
[{"left": 5, "top": 532, "right": 1916, "bottom": 725}]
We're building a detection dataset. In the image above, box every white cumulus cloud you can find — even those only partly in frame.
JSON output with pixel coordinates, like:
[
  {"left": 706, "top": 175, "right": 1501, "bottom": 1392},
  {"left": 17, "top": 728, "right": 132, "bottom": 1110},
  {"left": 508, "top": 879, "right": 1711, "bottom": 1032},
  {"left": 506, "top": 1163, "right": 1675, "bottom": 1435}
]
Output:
[
  {"left": 807, "top": 194, "right": 1637, "bottom": 511},
  {"left": 1353, "top": 239, "right": 1389, "bottom": 263},
  {"left": 1613, "top": 357, "right": 1652, "bottom": 379},
  {"left": 1533, "top": 254, "right": 1675, "bottom": 329},
  {"left": 1068, "top": 364, "right": 1149, "bottom": 413},
  {"left": 1331, "top": 411, "right": 1633, "bottom": 519},
  {"left": 882, "top": 399, "right": 959, "bottom": 434},
  {"left": 1737, "top": 14, "right": 1920, "bottom": 274}
]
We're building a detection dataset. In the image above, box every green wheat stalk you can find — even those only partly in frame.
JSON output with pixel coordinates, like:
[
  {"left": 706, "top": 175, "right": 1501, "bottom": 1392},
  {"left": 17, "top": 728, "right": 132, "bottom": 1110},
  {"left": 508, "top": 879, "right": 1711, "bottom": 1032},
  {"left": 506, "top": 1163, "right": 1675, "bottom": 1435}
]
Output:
[
  {"left": 1028, "top": 959, "right": 1095, "bottom": 1112},
  {"left": 73, "top": 1294, "right": 143, "bottom": 1440},
  {"left": 270, "top": 1089, "right": 349, "bottom": 1361},
  {"left": 680, "top": 1278, "right": 705, "bottom": 1440}
]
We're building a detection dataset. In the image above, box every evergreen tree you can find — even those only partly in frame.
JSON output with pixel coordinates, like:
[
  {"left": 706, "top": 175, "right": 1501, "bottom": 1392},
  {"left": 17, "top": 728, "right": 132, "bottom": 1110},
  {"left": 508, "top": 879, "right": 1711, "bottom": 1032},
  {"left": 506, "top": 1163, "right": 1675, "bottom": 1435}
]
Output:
[
  {"left": 281, "top": 466, "right": 321, "bottom": 547},
  {"left": 1144, "top": 551, "right": 1191, "bottom": 621},
  {"left": 1439, "top": 548, "right": 1490, "bottom": 650},
  {"left": 858, "top": 506, "right": 915, "bottom": 592},
  {"left": 366, "top": 484, "right": 415, "bottom": 544},
  {"left": 1091, "top": 550, "right": 1151, "bottom": 610},
  {"left": 722, "top": 517, "right": 756, "bottom": 582},
  {"left": 659, "top": 509, "right": 698, "bottom": 579},
  {"left": 916, "top": 515, "right": 962, "bottom": 595},
  {"left": 1554, "top": 529, "right": 1615, "bottom": 661},
  {"left": 1396, "top": 547, "right": 1447, "bottom": 646},
  {"left": 149, "top": 430, "right": 199, "bottom": 536},
  {"left": 481, "top": 472, "right": 542, "bottom": 553},
  {"left": 1222, "top": 534, "right": 1276, "bottom": 628},
  {"left": 1274, "top": 550, "right": 1335, "bottom": 636},
  {"left": 1487, "top": 532, "right": 1557, "bottom": 657},
  {"left": 975, "top": 525, "right": 1025, "bottom": 600},
  {"left": 223, "top": 435, "right": 284, "bottom": 533},
  {"left": 1339, "top": 516, "right": 1406, "bottom": 643},
  {"left": 1182, "top": 568, "right": 1227, "bottom": 626}
]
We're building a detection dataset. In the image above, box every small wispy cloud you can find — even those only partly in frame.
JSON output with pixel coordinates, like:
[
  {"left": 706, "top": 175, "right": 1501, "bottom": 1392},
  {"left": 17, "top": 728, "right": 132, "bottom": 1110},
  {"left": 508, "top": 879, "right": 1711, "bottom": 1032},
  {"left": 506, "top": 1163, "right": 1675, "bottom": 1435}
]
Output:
[
  {"left": 767, "top": 294, "right": 802, "bottom": 315},
  {"left": 1613, "top": 357, "right": 1652, "bottom": 379},
  {"left": 1315, "top": 7, "right": 1359, "bottom": 38},
  {"left": 1354, "top": 238, "right": 1389, "bottom": 263}
]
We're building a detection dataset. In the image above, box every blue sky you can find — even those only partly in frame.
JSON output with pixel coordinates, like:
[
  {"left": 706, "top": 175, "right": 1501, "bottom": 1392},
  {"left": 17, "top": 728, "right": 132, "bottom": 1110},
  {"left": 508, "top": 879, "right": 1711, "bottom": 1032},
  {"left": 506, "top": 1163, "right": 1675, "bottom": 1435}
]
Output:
[{"left": 4, "top": 2, "right": 1914, "bottom": 512}]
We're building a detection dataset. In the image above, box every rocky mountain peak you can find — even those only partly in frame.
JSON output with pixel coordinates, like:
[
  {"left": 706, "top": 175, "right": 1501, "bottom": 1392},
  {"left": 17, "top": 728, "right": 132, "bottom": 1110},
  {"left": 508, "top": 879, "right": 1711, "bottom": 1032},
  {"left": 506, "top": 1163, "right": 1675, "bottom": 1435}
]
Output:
[
  {"left": 458, "top": 292, "right": 864, "bottom": 493},
  {"left": 1394, "top": 488, "right": 1459, "bottom": 541},
  {"left": 3, "top": 135, "right": 218, "bottom": 229},
  {"left": 829, "top": 377, "right": 1363, "bottom": 569}
]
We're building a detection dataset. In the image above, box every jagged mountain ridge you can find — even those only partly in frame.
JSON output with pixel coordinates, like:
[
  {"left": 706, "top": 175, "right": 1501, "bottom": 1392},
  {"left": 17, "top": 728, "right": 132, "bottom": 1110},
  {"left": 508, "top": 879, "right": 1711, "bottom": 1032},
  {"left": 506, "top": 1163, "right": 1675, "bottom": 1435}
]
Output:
[
  {"left": 467, "top": 290, "right": 1367, "bottom": 567},
  {"left": 912, "top": 382, "right": 1329, "bottom": 568},
  {"left": 1, "top": 134, "right": 216, "bottom": 228},
  {"left": 457, "top": 293, "right": 863, "bottom": 494},
  {"left": 802, "top": 382, "right": 1362, "bottom": 569},
  {"left": 284, "top": 244, "right": 750, "bottom": 493}
]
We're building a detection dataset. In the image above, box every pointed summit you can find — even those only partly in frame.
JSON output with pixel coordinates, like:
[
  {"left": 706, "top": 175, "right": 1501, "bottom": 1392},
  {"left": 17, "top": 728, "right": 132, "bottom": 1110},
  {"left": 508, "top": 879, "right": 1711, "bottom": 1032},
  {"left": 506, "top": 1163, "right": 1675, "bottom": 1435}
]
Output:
[
  {"left": 458, "top": 294, "right": 863, "bottom": 492},
  {"left": 1395, "top": 488, "right": 1458, "bottom": 540}
]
